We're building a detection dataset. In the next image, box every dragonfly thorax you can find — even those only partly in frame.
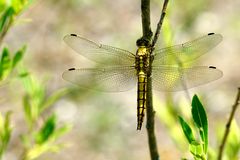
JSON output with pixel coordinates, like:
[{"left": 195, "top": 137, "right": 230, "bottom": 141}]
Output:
[
  {"left": 135, "top": 46, "right": 151, "bottom": 74},
  {"left": 136, "top": 46, "right": 148, "bottom": 56}
]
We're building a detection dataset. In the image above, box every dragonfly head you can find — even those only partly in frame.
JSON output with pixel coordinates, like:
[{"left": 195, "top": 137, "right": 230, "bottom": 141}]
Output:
[
  {"left": 136, "top": 38, "right": 151, "bottom": 57},
  {"left": 136, "top": 38, "right": 151, "bottom": 47}
]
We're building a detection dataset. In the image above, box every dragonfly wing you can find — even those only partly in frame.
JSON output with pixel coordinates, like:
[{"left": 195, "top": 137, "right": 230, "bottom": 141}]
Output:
[
  {"left": 151, "top": 66, "right": 223, "bottom": 91},
  {"left": 64, "top": 34, "right": 135, "bottom": 65},
  {"left": 152, "top": 33, "right": 223, "bottom": 65},
  {"left": 62, "top": 66, "right": 137, "bottom": 92}
]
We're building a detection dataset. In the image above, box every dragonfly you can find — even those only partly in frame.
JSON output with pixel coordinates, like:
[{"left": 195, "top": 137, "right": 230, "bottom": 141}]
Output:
[{"left": 62, "top": 33, "right": 223, "bottom": 130}]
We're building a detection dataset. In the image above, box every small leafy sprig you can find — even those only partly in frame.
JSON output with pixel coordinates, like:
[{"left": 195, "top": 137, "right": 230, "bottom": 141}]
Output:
[
  {"left": 21, "top": 114, "right": 71, "bottom": 160},
  {"left": 179, "top": 95, "right": 208, "bottom": 160},
  {"left": 0, "top": 44, "right": 25, "bottom": 160},
  {"left": 0, "top": 46, "right": 26, "bottom": 82},
  {"left": 20, "top": 70, "right": 71, "bottom": 160},
  {"left": 0, "top": 1, "right": 71, "bottom": 159},
  {"left": 0, "top": 0, "right": 32, "bottom": 43}
]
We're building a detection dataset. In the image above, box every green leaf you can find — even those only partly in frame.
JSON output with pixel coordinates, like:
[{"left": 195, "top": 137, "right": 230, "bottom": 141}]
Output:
[
  {"left": 23, "top": 94, "right": 32, "bottom": 126},
  {"left": 11, "top": 0, "right": 24, "bottom": 13},
  {"left": 0, "top": 0, "right": 7, "bottom": 13},
  {"left": 179, "top": 116, "right": 196, "bottom": 144},
  {"left": 11, "top": 0, "right": 32, "bottom": 14},
  {"left": 0, "top": 7, "right": 14, "bottom": 34},
  {"left": 18, "top": 71, "right": 29, "bottom": 78},
  {"left": 0, "top": 47, "right": 11, "bottom": 80},
  {"left": 20, "top": 68, "right": 35, "bottom": 94},
  {"left": 0, "top": 111, "right": 12, "bottom": 159},
  {"left": 51, "top": 124, "right": 72, "bottom": 140},
  {"left": 26, "top": 142, "right": 65, "bottom": 160},
  {"left": 20, "top": 69, "right": 49, "bottom": 122},
  {"left": 189, "top": 142, "right": 205, "bottom": 159},
  {"left": 2, "top": 111, "right": 12, "bottom": 144},
  {"left": 12, "top": 45, "right": 26, "bottom": 68},
  {"left": 40, "top": 88, "right": 68, "bottom": 112},
  {"left": 191, "top": 95, "right": 208, "bottom": 154},
  {"left": 35, "top": 115, "right": 56, "bottom": 144}
]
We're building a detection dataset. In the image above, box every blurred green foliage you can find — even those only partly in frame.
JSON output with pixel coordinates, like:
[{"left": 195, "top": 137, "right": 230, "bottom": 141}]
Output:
[
  {"left": 0, "top": 111, "right": 12, "bottom": 160},
  {"left": 175, "top": 0, "right": 206, "bottom": 31},
  {"left": 0, "top": 0, "right": 33, "bottom": 43},
  {"left": 20, "top": 70, "right": 71, "bottom": 160},
  {"left": 21, "top": 69, "right": 68, "bottom": 129},
  {"left": 214, "top": 120, "right": 240, "bottom": 160},
  {"left": 0, "top": 0, "right": 71, "bottom": 159},
  {"left": 21, "top": 113, "right": 71, "bottom": 160},
  {"left": 0, "top": 1, "right": 29, "bottom": 158},
  {"left": 223, "top": 121, "right": 240, "bottom": 160},
  {"left": 155, "top": 95, "right": 186, "bottom": 149},
  {"left": 0, "top": 46, "right": 25, "bottom": 82}
]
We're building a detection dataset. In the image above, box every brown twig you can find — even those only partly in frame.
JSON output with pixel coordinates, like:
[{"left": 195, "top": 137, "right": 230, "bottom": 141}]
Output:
[
  {"left": 139, "top": 0, "right": 170, "bottom": 160},
  {"left": 151, "top": 0, "right": 169, "bottom": 48},
  {"left": 217, "top": 88, "right": 240, "bottom": 160},
  {"left": 140, "top": 0, "right": 153, "bottom": 42},
  {"left": 146, "top": 77, "right": 159, "bottom": 160}
]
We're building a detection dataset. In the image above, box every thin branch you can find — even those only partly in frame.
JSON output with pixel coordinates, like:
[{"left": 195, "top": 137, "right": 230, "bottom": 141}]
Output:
[
  {"left": 146, "top": 77, "right": 159, "bottom": 160},
  {"left": 217, "top": 87, "right": 240, "bottom": 160},
  {"left": 146, "top": 1, "right": 170, "bottom": 160},
  {"left": 140, "top": 0, "right": 152, "bottom": 43},
  {"left": 151, "top": 0, "right": 169, "bottom": 48}
]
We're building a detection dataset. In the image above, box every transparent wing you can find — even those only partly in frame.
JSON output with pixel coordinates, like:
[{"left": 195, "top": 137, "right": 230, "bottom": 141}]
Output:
[
  {"left": 152, "top": 66, "right": 223, "bottom": 91},
  {"left": 152, "top": 33, "right": 223, "bottom": 65},
  {"left": 64, "top": 34, "right": 135, "bottom": 66},
  {"left": 62, "top": 66, "right": 137, "bottom": 92}
]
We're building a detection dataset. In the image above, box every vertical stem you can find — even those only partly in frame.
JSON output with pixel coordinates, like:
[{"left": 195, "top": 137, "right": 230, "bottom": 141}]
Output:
[
  {"left": 140, "top": 0, "right": 170, "bottom": 160},
  {"left": 139, "top": 0, "right": 159, "bottom": 159},
  {"left": 217, "top": 88, "right": 240, "bottom": 160},
  {"left": 146, "top": 77, "right": 159, "bottom": 160},
  {"left": 141, "top": 0, "right": 153, "bottom": 42}
]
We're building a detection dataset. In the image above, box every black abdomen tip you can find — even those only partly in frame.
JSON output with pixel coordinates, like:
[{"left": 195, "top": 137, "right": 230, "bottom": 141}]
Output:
[
  {"left": 209, "top": 66, "right": 216, "bottom": 69},
  {"left": 70, "top": 34, "right": 77, "bottom": 36},
  {"left": 208, "top": 33, "right": 215, "bottom": 35},
  {"left": 68, "top": 68, "right": 75, "bottom": 71}
]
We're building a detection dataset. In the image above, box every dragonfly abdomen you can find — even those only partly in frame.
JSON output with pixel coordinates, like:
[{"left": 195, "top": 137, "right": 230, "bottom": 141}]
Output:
[
  {"left": 137, "top": 73, "right": 147, "bottom": 130},
  {"left": 135, "top": 46, "right": 150, "bottom": 130}
]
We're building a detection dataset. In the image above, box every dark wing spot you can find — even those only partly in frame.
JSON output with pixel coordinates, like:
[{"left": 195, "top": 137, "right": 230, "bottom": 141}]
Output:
[
  {"left": 68, "top": 68, "right": 76, "bottom": 71},
  {"left": 70, "top": 34, "right": 77, "bottom": 37},
  {"left": 208, "top": 33, "right": 215, "bottom": 36},
  {"left": 209, "top": 66, "right": 216, "bottom": 69}
]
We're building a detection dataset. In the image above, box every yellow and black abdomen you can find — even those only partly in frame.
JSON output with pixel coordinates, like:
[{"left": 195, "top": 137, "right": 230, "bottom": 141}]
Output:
[
  {"left": 137, "top": 72, "right": 147, "bottom": 130},
  {"left": 135, "top": 46, "right": 151, "bottom": 130}
]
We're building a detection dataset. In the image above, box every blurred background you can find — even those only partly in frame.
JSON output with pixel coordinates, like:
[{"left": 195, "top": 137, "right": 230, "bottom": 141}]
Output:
[{"left": 1, "top": 0, "right": 240, "bottom": 159}]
